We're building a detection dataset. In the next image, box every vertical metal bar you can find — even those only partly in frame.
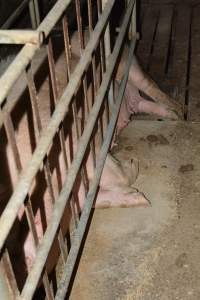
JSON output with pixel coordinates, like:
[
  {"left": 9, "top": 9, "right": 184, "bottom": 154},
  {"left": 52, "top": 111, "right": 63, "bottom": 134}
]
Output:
[
  {"left": 43, "top": 272, "right": 54, "bottom": 300},
  {"left": 87, "top": 0, "right": 98, "bottom": 92},
  {"left": 29, "top": 0, "right": 37, "bottom": 29},
  {"left": 97, "top": 0, "right": 110, "bottom": 128},
  {"left": 47, "top": 39, "right": 78, "bottom": 260},
  {"left": 47, "top": 38, "right": 69, "bottom": 172},
  {"left": 75, "top": 0, "right": 96, "bottom": 172},
  {"left": 87, "top": 0, "right": 104, "bottom": 143},
  {"left": 33, "top": 0, "right": 40, "bottom": 26},
  {"left": 26, "top": 69, "right": 56, "bottom": 204},
  {"left": 126, "top": 0, "right": 137, "bottom": 39},
  {"left": 62, "top": 16, "right": 80, "bottom": 229},
  {"left": 1, "top": 250, "right": 19, "bottom": 298},
  {"left": 102, "top": 0, "right": 115, "bottom": 108}
]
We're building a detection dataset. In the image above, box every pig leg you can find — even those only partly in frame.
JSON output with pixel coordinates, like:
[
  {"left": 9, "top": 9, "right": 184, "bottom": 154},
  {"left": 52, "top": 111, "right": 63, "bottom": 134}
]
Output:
[
  {"left": 116, "top": 82, "right": 178, "bottom": 133},
  {"left": 78, "top": 185, "right": 149, "bottom": 209},
  {"left": 129, "top": 56, "right": 183, "bottom": 118},
  {"left": 95, "top": 188, "right": 149, "bottom": 208}
]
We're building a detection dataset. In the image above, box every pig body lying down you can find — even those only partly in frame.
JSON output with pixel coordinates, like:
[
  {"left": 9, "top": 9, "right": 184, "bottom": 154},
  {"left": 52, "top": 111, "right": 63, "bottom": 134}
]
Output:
[{"left": 0, "top": 33, "right": 182, "bottom": 277}]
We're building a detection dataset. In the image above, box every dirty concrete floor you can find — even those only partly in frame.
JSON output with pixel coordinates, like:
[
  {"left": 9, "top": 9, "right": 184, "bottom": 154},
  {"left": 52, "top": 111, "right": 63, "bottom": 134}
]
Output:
[{"left": 70, "top": 120, "right": 200, "bottom": 300}]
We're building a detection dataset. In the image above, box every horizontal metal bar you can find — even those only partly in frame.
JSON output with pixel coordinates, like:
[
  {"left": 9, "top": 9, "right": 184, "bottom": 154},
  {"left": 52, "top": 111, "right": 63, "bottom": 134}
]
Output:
[
  {"left": 1, "top": 0, "right": 30, "bottom": 29},
  {"left": 0, "top": 0, "right": 115, "bottom": 263},
  {"left": 0, "top": 0, "right": 73, "bottom": 107},
  {"left": 0, "top": 30, "right": 44, "bottom": 45},
  {"left": 20, "top": 1, "right": 135, "bottom": 298},
  {"left": 55, "top": 22, "right": 136, "bottom": 300}
]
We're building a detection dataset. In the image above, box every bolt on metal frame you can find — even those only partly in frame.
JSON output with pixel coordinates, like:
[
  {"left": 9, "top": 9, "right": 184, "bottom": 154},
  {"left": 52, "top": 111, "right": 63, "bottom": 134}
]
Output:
[{"left": 0, "top": 0, "right": 137, "bottom": 298}]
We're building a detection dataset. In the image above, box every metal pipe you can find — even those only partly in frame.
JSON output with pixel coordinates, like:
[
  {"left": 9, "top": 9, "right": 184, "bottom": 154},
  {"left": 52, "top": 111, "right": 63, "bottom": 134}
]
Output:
[
  {"left": 128, "top": 0, "right": 137, "bottom": 39},
  {"left": 102, "top": 0, "right": 114, "bottom": 107},
  {"left": 1, "top": 0, "right": 30, "bottom": 29},
  {"left": 20, "top": 1, "right": 135, "bottom": 298},
  {"left": 0, "top": 30, "right": 44, "bottom": 45},
  {"left": 55, "top": 20, "right": 136, "bottom": 300},
  {"left": 29, "top": 0, "right": 37, "bottom": 29},
  {"left": 0, "top": 0, "right": 115, "bottom": 262},
  {"left": 33, "top": 0, "right": 40, "bottom": 26}
]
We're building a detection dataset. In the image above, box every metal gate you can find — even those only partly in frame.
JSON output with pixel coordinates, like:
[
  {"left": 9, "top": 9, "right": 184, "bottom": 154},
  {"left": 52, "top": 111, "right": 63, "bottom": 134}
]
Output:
[{"left": 0, "top": 0, "right": 137, "bottom": 298}]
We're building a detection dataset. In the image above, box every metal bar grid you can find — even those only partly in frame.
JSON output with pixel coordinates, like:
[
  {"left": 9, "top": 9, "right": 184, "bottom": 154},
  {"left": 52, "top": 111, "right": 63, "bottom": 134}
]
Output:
[{"left": 0, "top": 0, "right": 136, "bottom": 298}]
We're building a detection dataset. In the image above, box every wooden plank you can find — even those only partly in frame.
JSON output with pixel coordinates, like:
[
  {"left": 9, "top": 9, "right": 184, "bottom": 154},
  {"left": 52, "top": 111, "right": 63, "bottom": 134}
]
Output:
[
  {"left": 136, "top": 6, "right": 159, "bottom": 70},
  {"left": 188, "top": 5, "right": 200, "bottom": 120},
  {"left": 149, "top": 5, "right": 173, "bottom": 81},
  {"left": 170, "top": 6, "right": 191, "bottom": 107}
]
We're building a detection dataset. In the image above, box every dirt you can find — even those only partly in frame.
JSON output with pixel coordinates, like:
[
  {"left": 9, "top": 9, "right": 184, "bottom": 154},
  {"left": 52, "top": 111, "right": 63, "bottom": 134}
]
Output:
[
  {"left": 70, "top": 120, "right": 200, "bottom": 300},
  {"left": 179, "top": 164, "right": 194, "bottom": 173}
]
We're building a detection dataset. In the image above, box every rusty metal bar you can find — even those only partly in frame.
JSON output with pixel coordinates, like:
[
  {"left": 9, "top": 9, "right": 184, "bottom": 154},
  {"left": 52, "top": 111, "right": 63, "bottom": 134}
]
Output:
[
  {"left": 47, "top": 38, "right": 69, "bottom": 171},
  {"left": 63, "top": 3, "right": 89, "bottom": 193},
  {"left": 97, "top": 0, "right": 109, "bottom": 128},
  {"left": 87, "top": 0, "right": 104, "bottom": 143},
  {"left": 102, "top": 0, "right": 115, "bottom": 108},
  {"left": 86, "top": 0, "right": 103, "bottom": 162},
  {"left": 56, "top": 29, "right": 136, "bottom": 300},
  {"left": 62, "top": 16, "right": 81, "bottom": 228},
  {"left": 19, "top": 1, "right": 135, "bottom": 298},
  {"left": 0, "top": 0, "right": 115, "bottom": 265}
]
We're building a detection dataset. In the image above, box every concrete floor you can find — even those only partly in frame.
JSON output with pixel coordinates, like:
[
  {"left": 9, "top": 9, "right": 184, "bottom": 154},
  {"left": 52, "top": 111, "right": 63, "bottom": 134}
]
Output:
[{"left": 71, "top": 120, "right": 200, "bottom": 299}]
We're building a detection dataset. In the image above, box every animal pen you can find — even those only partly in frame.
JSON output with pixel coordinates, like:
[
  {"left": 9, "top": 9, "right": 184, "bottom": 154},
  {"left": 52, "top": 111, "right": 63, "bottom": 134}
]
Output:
[{"left": 0, "top": 0, "right": 137, "bottom": 299}]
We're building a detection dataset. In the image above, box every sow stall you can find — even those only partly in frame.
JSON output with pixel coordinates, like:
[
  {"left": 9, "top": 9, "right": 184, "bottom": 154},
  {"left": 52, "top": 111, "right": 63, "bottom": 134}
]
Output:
[{"left": 0, "top": 0, "right": 137, "bottom": 299}]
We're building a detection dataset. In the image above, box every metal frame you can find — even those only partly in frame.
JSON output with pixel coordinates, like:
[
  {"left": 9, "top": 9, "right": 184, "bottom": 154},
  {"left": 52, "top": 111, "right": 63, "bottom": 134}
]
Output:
[{"left": 0, "top": 0, "right": 137, "bottom": 298}]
